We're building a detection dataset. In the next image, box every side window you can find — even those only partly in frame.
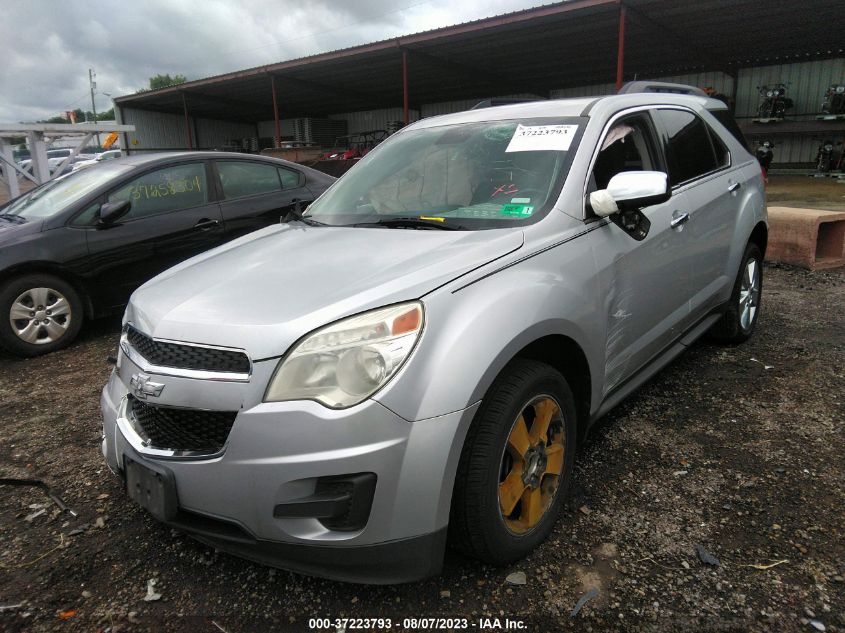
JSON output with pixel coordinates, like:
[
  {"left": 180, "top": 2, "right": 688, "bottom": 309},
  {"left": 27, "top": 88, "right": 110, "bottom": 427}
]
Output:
[
  {"left": 710, "top": 109, "right": 748, "bottom": 150},
  {"left": 218, "top": 161, "right": 281, "bottom": 200},
  {"left": 108, "top": 163, "right": 208, "bottom": 220},
  {"left": 278, "top": 167, "right": 301, "bottom": 189},
  {"left": 655, "top": 109, "right": 719, "bottom": 186},
  {"left": 71, "top": 202, "right": 101, "bottom": 227},
  {"left": 591, "top": 113, "right": 658, "bottom": 191}
]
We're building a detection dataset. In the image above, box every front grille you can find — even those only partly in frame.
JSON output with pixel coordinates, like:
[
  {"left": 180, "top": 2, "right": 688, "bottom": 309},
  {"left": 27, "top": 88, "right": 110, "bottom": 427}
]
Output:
[
  {"left": 129, "top": 397, "right": 237, "bottom": 453},
  {"left": 126, "top": 326, "right": 250, "bottom": 374}
]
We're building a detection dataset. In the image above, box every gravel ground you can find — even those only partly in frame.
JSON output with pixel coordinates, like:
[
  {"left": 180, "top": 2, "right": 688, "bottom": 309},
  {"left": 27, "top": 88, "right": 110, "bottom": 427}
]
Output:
[{"left": 1, "top": 263, "right": 843, "bottom": 633}]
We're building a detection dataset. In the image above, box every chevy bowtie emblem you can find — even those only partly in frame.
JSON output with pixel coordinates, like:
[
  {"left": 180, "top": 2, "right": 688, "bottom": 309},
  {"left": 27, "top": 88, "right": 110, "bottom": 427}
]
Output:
[{"left": 130, "top": 373, "right": 165, "bottom": 399}]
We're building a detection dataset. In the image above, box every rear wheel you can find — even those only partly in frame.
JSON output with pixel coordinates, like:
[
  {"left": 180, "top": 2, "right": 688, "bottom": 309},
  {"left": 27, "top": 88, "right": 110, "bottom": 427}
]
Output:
[
  {"left": 449, "top": 359, "right": 577, "bottom": 564},
  {"left": 708, "top": 243, "right": 762, "bottom": 344},
  {"left": 0, "top": 274, "right": 84, "bottom": 357}
]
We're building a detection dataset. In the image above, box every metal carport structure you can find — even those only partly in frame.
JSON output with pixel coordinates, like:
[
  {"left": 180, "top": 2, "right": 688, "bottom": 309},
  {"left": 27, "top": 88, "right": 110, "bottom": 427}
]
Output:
[{"left": 113, "top": 0, "right": 844, "bottom": 154}]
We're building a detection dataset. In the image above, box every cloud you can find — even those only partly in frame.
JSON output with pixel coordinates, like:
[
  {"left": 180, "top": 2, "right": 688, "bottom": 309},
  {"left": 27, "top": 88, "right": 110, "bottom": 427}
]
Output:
[{"left": 0, "top": 0, "right": 558, "bottom": 122}]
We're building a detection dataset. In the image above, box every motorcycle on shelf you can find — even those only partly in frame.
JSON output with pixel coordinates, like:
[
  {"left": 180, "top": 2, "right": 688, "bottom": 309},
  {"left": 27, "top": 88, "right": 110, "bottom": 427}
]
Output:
[
  {"left": 755, "top": 140, "right": 775, "bottom": 182},
  {"left": 820, "top": 84, "right": 845, "bottom": 117},
  {"left": 814, "top": 139, "right": 843, "bottom": 175},
  {"left": 755, "top": 83, "right": 793, "bottom": 120}
]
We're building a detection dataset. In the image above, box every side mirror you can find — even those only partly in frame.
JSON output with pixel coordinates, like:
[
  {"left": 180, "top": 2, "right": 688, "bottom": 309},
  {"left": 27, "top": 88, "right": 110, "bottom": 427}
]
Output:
[
  {"left": 98, "top": 200, "right": 131, "bottom": 225},
  {"left": 589, "top": 171, "right": 670, "bottom": 217}
]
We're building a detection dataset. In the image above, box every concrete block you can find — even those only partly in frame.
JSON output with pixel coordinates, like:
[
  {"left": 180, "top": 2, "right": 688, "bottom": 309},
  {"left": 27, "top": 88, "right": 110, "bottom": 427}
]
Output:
[{"left": 767, "top": 207, "right": 845, "bottom": 270}]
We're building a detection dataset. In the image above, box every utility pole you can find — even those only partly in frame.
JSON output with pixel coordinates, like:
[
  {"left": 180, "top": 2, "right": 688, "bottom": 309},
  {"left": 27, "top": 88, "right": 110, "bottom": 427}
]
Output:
[{"left": 89, "top": 68, "right": 100, "bottom": 145}]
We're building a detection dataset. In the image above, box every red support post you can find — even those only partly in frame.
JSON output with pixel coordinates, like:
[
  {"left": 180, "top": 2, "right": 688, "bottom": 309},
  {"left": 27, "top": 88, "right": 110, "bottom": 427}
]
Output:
[
  {"left": 271, "top": 75, "right": 281, "bottom": 148},
  {"left": 615, "top": 4, "right": 626, "bottom": 92},
  {"left": 181, "top": 93, "right": 193, "bottom": 150},
  {"left": 402, "top": 49, "right": 409, "bottom": 126}
]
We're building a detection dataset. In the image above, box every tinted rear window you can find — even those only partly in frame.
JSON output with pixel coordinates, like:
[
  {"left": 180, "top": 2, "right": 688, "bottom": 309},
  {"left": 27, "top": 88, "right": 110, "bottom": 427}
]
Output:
[{"left": 709, "top": 108, "right": 748, "bottom": 150}]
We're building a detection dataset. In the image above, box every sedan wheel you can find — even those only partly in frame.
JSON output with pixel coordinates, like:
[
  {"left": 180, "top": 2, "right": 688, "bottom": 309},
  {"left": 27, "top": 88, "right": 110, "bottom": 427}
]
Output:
[
  {"left": 10, "top": 287, "right": 73, "bottom": 345},
  {"left": 0, "top": 274, "right": 84, "bottom": 357}
]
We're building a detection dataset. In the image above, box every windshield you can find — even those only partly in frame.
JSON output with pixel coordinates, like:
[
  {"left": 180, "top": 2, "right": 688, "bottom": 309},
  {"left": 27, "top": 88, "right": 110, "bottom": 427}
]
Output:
[
  {"left": 306, "top": 117, "right": 583, "bottom": 229},
  {"left": 1, "top": 163, "right": 133, "bottom": 219}
]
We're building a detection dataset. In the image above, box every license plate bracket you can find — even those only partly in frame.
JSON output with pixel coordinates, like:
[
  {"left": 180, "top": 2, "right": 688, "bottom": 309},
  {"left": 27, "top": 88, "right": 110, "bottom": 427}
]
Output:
[{"left": 124, "top": 456, "right": 178, "bottom": 522}]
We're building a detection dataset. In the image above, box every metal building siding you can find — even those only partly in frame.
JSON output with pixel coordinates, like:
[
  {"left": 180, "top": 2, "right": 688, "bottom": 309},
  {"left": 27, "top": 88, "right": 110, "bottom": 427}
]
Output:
[
  {"left": 121, "top": 107, "right": 255, "bottom": 150},
  {"left": 735, "top": 58, "right": 845, "bottom": 119},
  {"left": 328, "top": 108, "right": 417, "bottom": 134},
  {"left": 736, "top": 59, "right": 845, "bottom": 163},
  {"left": 120, "top": 108, "right": 186, "bottom": 150},
  {"left": 421, "top": 94, "right": 543, "bottom": 117},
  {"left": 257, "top": 120, "right": 298, "bottom": 139},
  {"left": 194, "top": 118, "right": 255, "bottom": 148},
  {"left": 550, "top": 72, "right": 733, "bottom": 100}
]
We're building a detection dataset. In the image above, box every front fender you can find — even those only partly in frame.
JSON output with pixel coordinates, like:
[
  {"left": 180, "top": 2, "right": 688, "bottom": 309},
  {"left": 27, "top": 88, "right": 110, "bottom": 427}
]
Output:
[{"left": 374, "top": 241, "right": 604, "bottom": 422}]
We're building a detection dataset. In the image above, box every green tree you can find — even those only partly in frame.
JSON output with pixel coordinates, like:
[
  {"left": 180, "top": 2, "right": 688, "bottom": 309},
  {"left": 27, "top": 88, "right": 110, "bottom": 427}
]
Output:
[
  {"left": 39, "top": 107, "right": 115, "bottom": 125},
  {"left": 148, "top": 73, "right": 187, "bottom": 90}
]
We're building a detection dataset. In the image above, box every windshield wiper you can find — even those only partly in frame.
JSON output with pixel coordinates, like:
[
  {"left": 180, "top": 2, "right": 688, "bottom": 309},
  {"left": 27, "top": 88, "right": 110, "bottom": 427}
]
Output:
[
  {"left": 350, "top": 217, "right": 462, "bottom": 230},
  {"left": 0, "top": 213, "right": 26, "bottom": 224}
]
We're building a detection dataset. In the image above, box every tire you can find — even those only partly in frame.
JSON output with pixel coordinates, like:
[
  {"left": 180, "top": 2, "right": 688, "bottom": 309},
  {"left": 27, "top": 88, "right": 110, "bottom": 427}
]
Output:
[
  {"left": 449, "top": 359, "right": 578, "bottom": 565},
  {"left": 0, "top": 274, "right": 84, "bottom": 357},
  {"left": 708, "top": 242, "right": 763, "bottom": 344}
]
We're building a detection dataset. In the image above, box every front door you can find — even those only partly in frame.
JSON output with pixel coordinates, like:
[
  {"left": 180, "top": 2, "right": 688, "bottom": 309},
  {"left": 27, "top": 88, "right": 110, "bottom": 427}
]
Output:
[
  {"left": 587, "top": 110, "right": 692, "bottom": 394},
  {"left": 81, "top": 161, "right": 224, "bottom": 311}
]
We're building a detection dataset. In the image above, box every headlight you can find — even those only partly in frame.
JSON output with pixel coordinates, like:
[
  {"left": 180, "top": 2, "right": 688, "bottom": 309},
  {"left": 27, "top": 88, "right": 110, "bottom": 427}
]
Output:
[{"left": 264, "top": 302, "right": 423, "bottom": 409}]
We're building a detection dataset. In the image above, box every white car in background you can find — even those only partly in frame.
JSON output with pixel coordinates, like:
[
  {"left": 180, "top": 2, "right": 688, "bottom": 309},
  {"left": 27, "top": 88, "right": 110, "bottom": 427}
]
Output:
[
  {"left": 72, "top": 149, "right": 122, "bottom": 172},
  {"left": 18, "top": 148, "right": 77, "bottom": 176}
]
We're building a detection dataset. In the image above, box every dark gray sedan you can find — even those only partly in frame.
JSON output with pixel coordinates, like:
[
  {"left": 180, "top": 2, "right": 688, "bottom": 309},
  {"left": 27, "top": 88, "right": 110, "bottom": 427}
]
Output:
[{"left": 0, "top": 152, "right": 335, "bottom": 356}]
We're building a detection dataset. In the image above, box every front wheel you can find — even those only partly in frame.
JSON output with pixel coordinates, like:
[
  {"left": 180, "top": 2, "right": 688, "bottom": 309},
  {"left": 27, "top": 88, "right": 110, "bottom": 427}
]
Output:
[
  {"left": 449, "top": 359, "right": 577, "bottom": 565},
  {"left": 708, "top": 243, "right": 763, "bottom": 344},
  {"left": 0, "top": 274, "right": 84, "bottom": 357}
]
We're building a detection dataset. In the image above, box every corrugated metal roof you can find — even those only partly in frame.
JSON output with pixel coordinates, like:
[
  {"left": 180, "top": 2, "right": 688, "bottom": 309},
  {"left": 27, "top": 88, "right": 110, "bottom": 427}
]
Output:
[{"left": 115, "top": 0, "right": 844, "bottom": 121}]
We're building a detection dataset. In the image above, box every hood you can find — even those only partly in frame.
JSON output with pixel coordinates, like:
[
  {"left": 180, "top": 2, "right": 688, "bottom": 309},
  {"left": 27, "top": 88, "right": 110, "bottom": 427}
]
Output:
[
  {"left": 0, "top": 216, "right": 40, "bottom": 244},
  {"left": 128, "top": 223, "right": 523, "bottom": 359}
]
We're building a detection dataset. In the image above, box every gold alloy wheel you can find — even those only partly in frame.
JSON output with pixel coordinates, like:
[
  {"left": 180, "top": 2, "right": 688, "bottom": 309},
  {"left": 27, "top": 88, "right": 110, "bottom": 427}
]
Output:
[{"left": 498, "top": 395, "right": 565, "bottom": 535}]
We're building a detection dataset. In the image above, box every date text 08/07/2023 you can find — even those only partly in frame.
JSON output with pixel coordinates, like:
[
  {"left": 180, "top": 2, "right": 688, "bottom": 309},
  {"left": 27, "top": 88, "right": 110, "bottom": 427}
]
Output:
[{"left": 308, "top": 617, "right": 528, "bottom": 631}]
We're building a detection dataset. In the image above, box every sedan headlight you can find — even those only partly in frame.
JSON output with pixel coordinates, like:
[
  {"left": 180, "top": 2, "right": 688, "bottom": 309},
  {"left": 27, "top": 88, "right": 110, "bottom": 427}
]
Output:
[{"left": 264, "top": 302, "right": 423, "bottom": 408}]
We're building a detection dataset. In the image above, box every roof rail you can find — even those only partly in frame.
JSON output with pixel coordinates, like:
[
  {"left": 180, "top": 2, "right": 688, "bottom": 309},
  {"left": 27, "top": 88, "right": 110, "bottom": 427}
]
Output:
[
  {"left": 470, "top": 97, "right": 544, "bottom": 110},
  {"left": 617, "top": 81, "right": 708, "bottom": 97}
]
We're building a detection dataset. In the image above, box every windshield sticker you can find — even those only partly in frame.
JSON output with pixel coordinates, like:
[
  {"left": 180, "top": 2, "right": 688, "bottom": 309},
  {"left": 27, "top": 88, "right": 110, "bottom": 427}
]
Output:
[
  {"left": 510, "top": 197, "right": 531, "bottom": 204},
  {"left": 505, "top": 124, "right": 578, "bottom": 153},
  {"left": 500, "top": 203, "right": 534, "bottom": 217},
  {"left": 418, "top": 216, "right": 445, "bottom": 222}
]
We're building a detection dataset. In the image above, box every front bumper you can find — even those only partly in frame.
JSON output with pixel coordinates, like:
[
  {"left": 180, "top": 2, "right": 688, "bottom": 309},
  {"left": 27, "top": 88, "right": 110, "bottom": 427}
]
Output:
[{"left": 100, "top": 355, "right": 478, "bottom": 583}]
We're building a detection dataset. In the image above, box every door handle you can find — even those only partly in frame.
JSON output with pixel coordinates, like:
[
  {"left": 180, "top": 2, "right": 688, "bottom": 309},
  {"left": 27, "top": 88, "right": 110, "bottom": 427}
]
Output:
[
  {"left": 670, "top": 212, "right": 690, "bottom": 228},
  {"left": 728, "top": 182, "right": 741, "bottom": 193},
  {"left": 194, "top": 218, "right": 220, "bottom": 230}
]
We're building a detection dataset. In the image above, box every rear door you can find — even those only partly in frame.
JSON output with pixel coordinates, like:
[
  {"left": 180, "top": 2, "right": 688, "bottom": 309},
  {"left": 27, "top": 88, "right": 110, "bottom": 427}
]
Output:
[
  {"left": 214, "top": 160, "right": 313, "bottom": 240},
  {"left": 652, "top": 108, "right": 739, "bottom": 321},
  {"left": 78, "top": 161, "right": 224, "bottom": 310}
]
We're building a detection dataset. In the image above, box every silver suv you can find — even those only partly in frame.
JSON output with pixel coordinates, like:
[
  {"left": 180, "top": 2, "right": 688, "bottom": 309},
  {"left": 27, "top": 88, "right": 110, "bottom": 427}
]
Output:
[{"left": 101, "top": 88, "right": 766, "bottom": 584}]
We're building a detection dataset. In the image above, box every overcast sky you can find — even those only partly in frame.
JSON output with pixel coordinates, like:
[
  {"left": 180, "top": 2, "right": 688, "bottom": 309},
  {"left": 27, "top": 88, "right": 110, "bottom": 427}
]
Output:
[{"left": 0, "top": 0, "right": 561, "bottom": 122}]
